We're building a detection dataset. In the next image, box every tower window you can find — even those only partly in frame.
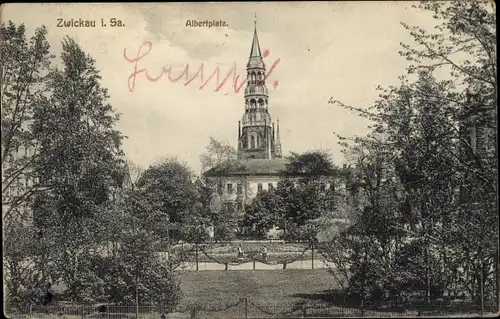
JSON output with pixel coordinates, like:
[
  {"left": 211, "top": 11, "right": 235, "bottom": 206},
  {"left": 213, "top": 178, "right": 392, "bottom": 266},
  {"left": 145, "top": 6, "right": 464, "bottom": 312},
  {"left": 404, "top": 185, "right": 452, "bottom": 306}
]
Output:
[
  {"left": 257, "top": 183, "right": 263, "bottom": 193},
  {"left": 251, "top": 135, "right": 256, "bottom": 149},
  {"left": 237, "top": 183, "right": 242, "bottom": 194},
  {"left": 227, "top": 183, "right": 233, "bottom": 194},
  {"left": 258, "top": 99, "right": 264, "bottom": 108}
]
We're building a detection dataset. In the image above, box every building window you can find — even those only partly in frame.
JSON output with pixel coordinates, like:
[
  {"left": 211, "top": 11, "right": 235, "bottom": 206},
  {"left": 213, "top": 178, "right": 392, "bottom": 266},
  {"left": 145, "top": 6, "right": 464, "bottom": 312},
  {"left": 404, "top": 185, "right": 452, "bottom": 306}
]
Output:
[
  {"left": 320, "top": 183, "right": 326, "bottom": 192},
  {"left": 237, "top": 201, "right": 244, "bottom": 210},
  {"left": 227, "top": 183, "right": 233, "bottom": 194},
  {"left": 217, "top": 183, "right": 223, "bottom": 194},
  {"left": 466, "top": 126, "right": 477, "bottom": 153},
  {"left": 268, "top": 183, "right": 274, "bottom": 191},
  {"left": 237, "top": 183, "right": 242, "bottom": 195},
  {"left": 257, "top": 183, "right": 263, "bottom": 193}
]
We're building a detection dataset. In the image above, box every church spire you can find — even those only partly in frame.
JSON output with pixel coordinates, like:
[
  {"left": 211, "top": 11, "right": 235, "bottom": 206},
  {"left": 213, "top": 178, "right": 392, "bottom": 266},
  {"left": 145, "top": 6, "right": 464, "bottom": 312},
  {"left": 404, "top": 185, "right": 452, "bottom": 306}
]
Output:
[
  {"left": 238, "top": 17, "right": 278, "bottom": 160},
  {"left": 249, "top": 13, "right": 262, "bottom": 57},
  {"left": 275, "top": 118, "right": 282, "bottom": 158}
]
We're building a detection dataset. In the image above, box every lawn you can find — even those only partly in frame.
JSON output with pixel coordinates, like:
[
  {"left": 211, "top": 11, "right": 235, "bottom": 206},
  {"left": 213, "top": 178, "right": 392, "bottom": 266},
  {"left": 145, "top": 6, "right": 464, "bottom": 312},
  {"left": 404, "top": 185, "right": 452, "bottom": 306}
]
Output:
[{"left": 178, "top": 268, "right": 336, "bottom": 305}]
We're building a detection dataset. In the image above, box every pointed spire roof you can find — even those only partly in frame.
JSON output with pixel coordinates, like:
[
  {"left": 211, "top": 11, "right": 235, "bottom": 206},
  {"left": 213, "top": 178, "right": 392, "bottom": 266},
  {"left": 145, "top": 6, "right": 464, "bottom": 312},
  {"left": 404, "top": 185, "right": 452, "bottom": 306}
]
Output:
[
  {"left": 275, "top": 118, "right": 282, "bottom": 158},
  {"left": 276, "top": 119, "right": 281, "bottom": 141},
  {"left": 249, "top": 14, "right": 262, "bottom": 58}
]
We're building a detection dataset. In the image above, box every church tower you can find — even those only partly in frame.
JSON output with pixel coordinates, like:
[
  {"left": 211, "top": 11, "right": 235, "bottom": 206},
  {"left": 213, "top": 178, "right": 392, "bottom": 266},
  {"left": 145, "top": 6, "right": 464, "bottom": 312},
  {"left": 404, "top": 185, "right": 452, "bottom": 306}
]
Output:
[{"left": 238, "top": 18, "right": 282, "bottom": 160}]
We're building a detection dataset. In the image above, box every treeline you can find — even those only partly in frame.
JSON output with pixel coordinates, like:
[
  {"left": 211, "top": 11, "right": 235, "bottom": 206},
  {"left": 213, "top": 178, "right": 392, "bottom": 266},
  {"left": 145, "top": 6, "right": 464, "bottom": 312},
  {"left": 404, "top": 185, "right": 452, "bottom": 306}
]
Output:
[
  {"left": 323, "top": 0, "right": 497, "bottom": 309},
  {"left": 1, "top": 22, "right": 214, "bottom": 309}
]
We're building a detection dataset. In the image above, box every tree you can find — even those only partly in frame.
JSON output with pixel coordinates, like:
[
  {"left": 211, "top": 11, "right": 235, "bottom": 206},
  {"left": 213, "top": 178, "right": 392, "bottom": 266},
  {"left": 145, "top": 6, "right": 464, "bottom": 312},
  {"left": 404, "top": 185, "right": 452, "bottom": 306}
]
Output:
[
  {"left": 329, "top": 0, "right": 497, "bottom": 307},
  {"left": 1, "top": 21, "right": 54, "bottom": 310},
  {"left": 243, "top": 190, "right": 278, "bottom": 239},
  {"left": 199, "top": 137, "right": 237, "bottom": 174},
  {"left": 1, "top": 21, "right": 53, "bottom": 219},
  {"left": 30, "top": 36, "right": 125, "bottom": 303},
  {"left": 102, "top": 189, "right": 182, "bottom": 306},
  {"left": 284, "top": 150, "right": 335, "bottom": 184},
  {"left": 241, "top": 150, "right": 338, "bottom": 242},
  {"left": 199, "top": 137, "right": 251, "bottom": 240},
  {"left": 281, "top": 150, "right": 337, "bottom": 241},
  {"left": 136, "top": 157, "right": 200, "bottom": 243}
]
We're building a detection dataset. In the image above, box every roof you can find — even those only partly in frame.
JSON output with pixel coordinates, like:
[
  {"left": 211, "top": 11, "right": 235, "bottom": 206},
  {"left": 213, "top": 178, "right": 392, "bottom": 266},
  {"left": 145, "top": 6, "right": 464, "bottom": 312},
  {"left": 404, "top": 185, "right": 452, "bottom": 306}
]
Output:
[
  {"left": 203, "top": 158, "right": 346, "bottom": 178},
  {"left": 204, "top": 158, "right": 288, "bottom": 177},
  {"left": 249, "top": 27, "right": 262, "bottom": 57}
]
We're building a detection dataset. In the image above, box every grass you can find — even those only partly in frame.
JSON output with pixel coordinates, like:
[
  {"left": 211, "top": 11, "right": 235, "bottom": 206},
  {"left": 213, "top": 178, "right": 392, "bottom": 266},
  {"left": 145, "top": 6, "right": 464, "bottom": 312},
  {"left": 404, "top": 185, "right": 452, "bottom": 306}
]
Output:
[
  {"left": 177, "top": 269, "right": 341, "bottom": 318},
  {"left": 11, "top": 268, "right": 495, "bottom": 318},
  {"left": 178, "top": 268, "right": 335, "bottom": 305}
]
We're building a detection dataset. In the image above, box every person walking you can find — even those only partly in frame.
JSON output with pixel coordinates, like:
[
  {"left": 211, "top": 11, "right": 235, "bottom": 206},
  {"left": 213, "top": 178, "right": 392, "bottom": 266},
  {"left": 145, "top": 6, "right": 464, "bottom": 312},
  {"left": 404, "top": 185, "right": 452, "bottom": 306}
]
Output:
[
  {"left": 237, "top": 244, "right": 244, "bottom": 260},
  {"left": 261, "top": 246, "right": 268, "bottom": 261}
]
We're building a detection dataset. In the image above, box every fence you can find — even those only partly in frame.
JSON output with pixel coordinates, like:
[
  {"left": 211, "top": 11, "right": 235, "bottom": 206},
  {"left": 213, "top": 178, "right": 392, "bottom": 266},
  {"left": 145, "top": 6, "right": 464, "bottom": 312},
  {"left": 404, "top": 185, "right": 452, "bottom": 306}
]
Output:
[
  {"left": 10, "top": 300, "right": 498, "bottom": 318},
  {"left": 170, "top": 242, "right": 334, "bottom": 271}
]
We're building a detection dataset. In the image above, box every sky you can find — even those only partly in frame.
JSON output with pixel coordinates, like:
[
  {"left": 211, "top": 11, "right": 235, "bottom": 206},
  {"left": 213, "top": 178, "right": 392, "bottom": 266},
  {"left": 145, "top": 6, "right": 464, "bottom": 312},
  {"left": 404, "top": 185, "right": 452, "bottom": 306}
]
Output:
[{"left": 1, "top": 2, "right": 438, "bottom": 174}]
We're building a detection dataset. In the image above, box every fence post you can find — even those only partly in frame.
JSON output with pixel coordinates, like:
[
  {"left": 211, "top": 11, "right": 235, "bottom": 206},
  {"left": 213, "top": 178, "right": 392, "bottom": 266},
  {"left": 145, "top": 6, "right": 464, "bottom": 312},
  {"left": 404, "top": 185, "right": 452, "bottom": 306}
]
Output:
[
  {"left": 253, "top": 258, "right": 256, "bottom": 270},
  {"left": 283, "top": 263, "right": 287, "bottom": 269},
  {"left": 244, "top": 298, "right": 248, "bottom": 319},
  {"left": 311, "top": 243, "right": 314, "bottom": 270},
  {"left": 81, "top": 306, "right": 84, "bottom": 319},
  {"left": 195, "top": 243, "right": 199, "bottom": 271},
  {"left": 302, "top": 305, "right": 307, "bottom": 318},
  {"left": 480, "top": 254, "right": 484, "bottom": 317}
]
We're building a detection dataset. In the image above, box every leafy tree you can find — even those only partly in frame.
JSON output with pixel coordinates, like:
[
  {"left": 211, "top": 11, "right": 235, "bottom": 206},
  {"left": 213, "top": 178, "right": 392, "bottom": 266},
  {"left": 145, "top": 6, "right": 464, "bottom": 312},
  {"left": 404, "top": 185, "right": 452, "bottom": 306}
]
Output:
[
  {"left": 280, "top": 151, "right": 337, "bottom": 241},
  {"left": 1, "top": 21, "right": 54, "bottom": 310},
  {"left": 241, "top": 151, "right": 338, "bottom": 242},
  {"left": 102, "top": 189, "right": 182, "bottom": 306},
  {"left": 30, "top": 36, "right": 125, "bottom": 302},
  {"left": 1, "top": 21, "right": 53, "bottom": 218},
  {"left": 136, "top": 158, "right": 200, "bottom": 243},
  {"left": 243, "top": 190, "right": 278, "bottom": 239},
  {"left": 199, "top": 137, "right": 252, "bottom": 240},
  {"left": 284, "top": 150, "right": 335, "bottom": 184},
  {"left": 199, "top": 137, "right": 237, "bottom": 173},
  {"left": 329, "top": 0, "right": 497, "bottom": 308}
]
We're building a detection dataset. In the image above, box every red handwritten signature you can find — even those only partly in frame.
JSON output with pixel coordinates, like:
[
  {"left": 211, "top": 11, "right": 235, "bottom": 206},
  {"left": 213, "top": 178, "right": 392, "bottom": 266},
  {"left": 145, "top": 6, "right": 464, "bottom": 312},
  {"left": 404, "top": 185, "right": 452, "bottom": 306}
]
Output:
[{"left": 124, "top": 41, "right": 281, "bottom": 93}]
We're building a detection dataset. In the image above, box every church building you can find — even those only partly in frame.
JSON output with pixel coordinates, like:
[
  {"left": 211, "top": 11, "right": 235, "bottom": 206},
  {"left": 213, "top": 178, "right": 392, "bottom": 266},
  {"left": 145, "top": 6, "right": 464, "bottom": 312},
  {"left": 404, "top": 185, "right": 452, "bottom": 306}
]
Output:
[
  {"left": 204, "top": 21, "right": 337, "bottom": 214},
  {"left": 204, "top": 22, "right": 289, "bottom": 209}
]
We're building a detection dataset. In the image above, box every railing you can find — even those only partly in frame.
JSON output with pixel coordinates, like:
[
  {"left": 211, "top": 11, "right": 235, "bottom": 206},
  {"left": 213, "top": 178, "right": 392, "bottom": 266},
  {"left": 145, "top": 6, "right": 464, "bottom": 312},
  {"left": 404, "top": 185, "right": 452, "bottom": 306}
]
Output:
[
  {"left": 9, "top": 300, "right": 498, "bottom": 318},
  {"left": 168, "top": 242, "right": 334, "bottom": 271}
]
